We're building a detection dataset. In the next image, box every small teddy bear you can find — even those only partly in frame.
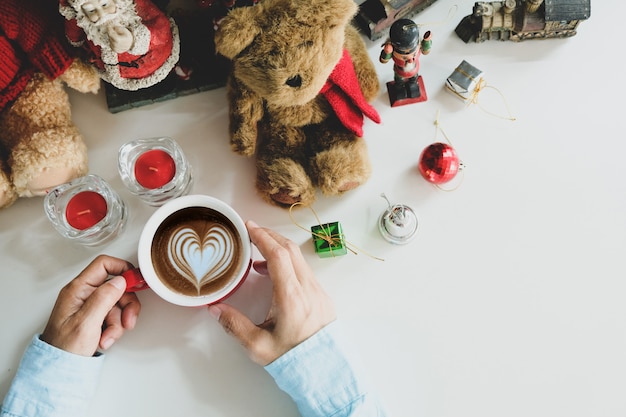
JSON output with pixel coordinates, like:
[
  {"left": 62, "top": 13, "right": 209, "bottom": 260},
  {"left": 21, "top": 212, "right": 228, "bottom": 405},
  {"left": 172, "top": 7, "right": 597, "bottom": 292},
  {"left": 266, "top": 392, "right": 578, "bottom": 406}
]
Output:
[
  {"left": 0, "top": 0, "right": 100, "bottom": 209},
  {"left": 214, "top": 0, "right": 380, "bottom": 207}
]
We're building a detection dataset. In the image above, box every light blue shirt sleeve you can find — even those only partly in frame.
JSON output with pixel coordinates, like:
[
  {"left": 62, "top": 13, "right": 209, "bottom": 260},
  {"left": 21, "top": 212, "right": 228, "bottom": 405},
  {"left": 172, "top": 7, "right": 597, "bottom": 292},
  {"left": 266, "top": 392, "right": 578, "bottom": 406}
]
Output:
[
  {"left": 265, "top": 321, "right": 388, "bottom": 417},
  {"left": 2, "top": 324, "right": 387, "bottom": 417},
  {"left": 1, "top": 335, "right": 104, "bottom": 417}
]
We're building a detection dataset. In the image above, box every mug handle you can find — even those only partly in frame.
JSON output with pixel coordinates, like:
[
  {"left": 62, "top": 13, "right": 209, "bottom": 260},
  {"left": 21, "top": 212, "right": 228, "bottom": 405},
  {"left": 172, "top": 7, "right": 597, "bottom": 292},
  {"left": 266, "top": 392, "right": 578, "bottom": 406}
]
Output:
[{"left": 121, "top": 268, "right": 149, "bottom": 292}]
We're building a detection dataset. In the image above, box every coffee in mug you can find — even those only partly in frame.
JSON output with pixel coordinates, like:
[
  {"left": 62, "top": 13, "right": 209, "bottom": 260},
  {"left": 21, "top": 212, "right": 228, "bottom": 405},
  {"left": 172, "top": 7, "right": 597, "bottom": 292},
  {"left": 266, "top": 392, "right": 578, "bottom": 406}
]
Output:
[
  {"left": 136, "top": 195, "right": 251, "bottom": 306},
  {"left": 151, "top": 206, "right": 242, "bottom": 297}
]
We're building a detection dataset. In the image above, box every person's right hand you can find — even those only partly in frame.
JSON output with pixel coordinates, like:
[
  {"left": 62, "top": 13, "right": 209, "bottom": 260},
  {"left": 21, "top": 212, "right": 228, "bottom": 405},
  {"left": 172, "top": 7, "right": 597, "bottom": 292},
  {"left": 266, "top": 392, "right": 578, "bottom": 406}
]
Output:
[{"left": 208, "top": 221, "right": 336, "bottom": 366}]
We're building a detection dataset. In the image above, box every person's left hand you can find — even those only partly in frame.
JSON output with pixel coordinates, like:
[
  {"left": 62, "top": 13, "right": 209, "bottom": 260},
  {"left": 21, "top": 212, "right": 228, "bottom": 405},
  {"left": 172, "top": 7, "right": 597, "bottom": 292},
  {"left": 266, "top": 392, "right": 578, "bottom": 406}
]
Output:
[{"left": 40, "top": 255, "right": 141, "bottom": 357}]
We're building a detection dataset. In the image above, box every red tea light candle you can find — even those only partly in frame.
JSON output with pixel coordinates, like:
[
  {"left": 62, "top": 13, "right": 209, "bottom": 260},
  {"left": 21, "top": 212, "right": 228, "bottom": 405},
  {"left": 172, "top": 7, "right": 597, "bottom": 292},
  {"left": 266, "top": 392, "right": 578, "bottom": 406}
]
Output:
[
  {"left": 44, "top": 174, "right": 127, "bottom": 246},
  {"left": 118, "top": 137, "right": 193, "bottom": 206},
  {"left": 134, "top": 149, "right": 176, "bottom": 189},
  {"left": 65, "top": 191, "right": 108, "bottom": 230}
]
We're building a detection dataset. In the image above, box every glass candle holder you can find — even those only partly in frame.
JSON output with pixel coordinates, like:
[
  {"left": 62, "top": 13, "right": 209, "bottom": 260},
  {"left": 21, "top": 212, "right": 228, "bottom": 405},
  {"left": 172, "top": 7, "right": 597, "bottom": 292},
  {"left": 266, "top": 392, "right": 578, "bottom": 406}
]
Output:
[
  {"left": 118, "top": 137, "right": 193, "bottom": 206},
  {"left": 44, "top": 174, "right": 128, "bottom": 246}
]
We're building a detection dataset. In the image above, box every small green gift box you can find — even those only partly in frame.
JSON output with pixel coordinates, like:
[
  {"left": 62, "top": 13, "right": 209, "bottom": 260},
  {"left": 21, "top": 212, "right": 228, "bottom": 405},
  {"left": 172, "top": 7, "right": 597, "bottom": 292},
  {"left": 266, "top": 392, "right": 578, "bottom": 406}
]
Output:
[{"left": 311, "top": 222, "right": 347, "bottom": 258}]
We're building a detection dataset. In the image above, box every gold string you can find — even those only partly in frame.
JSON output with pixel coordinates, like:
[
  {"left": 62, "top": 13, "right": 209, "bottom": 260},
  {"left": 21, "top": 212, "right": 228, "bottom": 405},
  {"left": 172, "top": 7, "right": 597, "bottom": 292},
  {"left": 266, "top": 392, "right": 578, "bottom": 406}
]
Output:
[
  {"left": 434, "top": 110, "right": 455, "bottom": 146},
  {"left": 432, "top": 111, "right": 465, "bottom": 192},
  {"left": 447, "top": 68, "right": 516, "bottom": 121},
  {"left": 288, "top": 202, "right": 384, "bottom": 261},
  {"left": 473, "top": 84, "right": 517, "bottom": 121}
]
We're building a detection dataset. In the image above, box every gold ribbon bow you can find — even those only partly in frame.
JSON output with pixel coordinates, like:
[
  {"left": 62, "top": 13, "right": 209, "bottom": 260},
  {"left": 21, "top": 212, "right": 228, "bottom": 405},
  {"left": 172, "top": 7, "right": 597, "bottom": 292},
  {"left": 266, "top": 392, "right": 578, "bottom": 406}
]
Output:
[
  {"left": 451, "top": 67, "right": 516, "bottom": 121},
  {"left": 289, "top": 202, "right": 384, "bottom": 261}
]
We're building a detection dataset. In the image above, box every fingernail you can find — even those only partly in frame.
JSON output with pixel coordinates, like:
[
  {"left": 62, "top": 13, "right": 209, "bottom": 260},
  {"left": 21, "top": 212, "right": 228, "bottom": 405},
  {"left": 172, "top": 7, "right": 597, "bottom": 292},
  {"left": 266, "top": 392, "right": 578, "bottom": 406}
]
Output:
[
  {"left": 108, "top": 275, "right": 126, "bottom": 291},
  {"left": 208, "top": 305, "right": 222, "bottom": 321},
  {"left": 101, "top": 338, "right": 115, "bottom": 350},
  {"left": 246, "top": 220, "right": 259, "bottom": 229},
  {"left": 127, "top": 314, "right": 137, "bottom": 330}
]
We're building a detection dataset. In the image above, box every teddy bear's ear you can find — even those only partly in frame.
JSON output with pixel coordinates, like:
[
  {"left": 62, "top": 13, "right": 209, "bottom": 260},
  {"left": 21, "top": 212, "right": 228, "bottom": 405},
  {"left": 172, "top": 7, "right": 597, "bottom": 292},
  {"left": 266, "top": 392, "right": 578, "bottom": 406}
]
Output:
[
  {"left": 296, "top": 0, "right": 357, "bottom": 27},
  {"left": 214, "top": 6, "right": 263, "bottom": 60}
]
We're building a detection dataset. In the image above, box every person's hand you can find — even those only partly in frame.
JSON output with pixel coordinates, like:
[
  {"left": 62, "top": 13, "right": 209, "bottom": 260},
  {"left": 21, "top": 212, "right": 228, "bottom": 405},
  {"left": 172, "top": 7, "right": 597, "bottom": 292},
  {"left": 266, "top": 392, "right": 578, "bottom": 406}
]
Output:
[
  {"left": 209, "top": 221, "right": 336, "bottom": 366},
  {"left": 40, "top": 255, "right": 141, "bottom": 357},
  {"left": 107, "top": 25, "right": 133, "bottom": 53}
]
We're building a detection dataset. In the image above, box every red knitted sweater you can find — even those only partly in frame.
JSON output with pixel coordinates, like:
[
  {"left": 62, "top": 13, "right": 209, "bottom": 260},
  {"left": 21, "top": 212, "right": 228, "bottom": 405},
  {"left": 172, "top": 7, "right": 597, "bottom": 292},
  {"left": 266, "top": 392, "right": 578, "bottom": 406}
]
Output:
[{"left": 0, "top": 0, "right": 75, "bottom": 112}]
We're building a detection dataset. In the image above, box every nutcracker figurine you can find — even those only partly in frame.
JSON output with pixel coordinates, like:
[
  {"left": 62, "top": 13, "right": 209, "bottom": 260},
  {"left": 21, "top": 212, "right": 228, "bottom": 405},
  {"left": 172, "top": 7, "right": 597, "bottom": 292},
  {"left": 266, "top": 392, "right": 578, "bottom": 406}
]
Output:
[{"left": 379, "top": 18, "right": 432, "bottom": 107}]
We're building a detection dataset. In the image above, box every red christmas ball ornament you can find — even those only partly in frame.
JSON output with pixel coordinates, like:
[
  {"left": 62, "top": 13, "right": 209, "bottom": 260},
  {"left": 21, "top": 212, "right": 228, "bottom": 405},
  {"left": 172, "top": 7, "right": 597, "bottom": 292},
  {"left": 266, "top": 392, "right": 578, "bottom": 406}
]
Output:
[{"left": 418, "top": 142, "right": 460, "bottom": 184}]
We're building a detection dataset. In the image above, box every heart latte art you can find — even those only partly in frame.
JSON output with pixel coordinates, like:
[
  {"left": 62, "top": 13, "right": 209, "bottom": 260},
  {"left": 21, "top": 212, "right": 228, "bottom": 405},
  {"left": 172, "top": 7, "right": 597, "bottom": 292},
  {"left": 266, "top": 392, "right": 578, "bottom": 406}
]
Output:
[
  {"left": 169, "top": 226, "right": 234, "bottom": 290},
  {"left": 151, "top": 207, "right": 242, "bottom": 296}
]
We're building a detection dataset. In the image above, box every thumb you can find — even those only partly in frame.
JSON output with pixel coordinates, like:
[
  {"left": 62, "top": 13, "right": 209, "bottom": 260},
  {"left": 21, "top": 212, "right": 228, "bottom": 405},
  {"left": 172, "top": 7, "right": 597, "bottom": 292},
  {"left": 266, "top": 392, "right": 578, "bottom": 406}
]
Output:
[
  {"left": 208, "top": 303, "right": 261, "bottom": 349},
  {"left": 79, "top": 276, "right": 126, "bottom": 326}
]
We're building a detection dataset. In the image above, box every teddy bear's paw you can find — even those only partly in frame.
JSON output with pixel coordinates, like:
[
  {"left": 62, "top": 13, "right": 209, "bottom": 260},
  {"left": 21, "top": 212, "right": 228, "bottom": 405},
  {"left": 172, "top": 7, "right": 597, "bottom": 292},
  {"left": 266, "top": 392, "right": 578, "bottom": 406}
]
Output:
[
  {"left": 230, "top": 138, "right": 256, "bottom": 157},
  {"left": 257, "top": 158, "right": 316, "bottom": 208},
  {"left": 265, "top": 183, "right": 317, "bottom": 207},
  {"left": 270, "top": 189, "right": 306, "bottom": 206},
  {"left": 17, "top": 165, "right": 85, "bottom": 197},
  {"left": 313, "top": 142, "right": 372, "bottom": 196},
  {"left": 337, "top": 180, "right": 361, "bottom": 192},
  {"left": 321, "top": 177, "right": 367, "bottom": 196},
  {"left": 10, "top": 128, "right": 89, "bottom": 197},
  {"left": 0, "top": 171, "right": 18, "bottom": 209},
  {"left": 60, "top": 59, "right": 101, "bottom": 94}
]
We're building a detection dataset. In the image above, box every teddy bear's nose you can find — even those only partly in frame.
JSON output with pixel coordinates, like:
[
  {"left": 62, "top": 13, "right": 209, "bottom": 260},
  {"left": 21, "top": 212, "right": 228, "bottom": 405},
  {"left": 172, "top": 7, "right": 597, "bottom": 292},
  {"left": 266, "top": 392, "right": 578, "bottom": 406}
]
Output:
[{"left": 286, "top": 75, "right": 302, "bottom": 88}]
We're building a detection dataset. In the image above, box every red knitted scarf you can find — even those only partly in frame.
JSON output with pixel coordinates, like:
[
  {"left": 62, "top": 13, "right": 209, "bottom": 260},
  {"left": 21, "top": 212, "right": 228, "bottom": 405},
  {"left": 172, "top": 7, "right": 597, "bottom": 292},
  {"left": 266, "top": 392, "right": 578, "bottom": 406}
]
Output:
[{"left": 320, "top": 49, "right": 381, "bottom": 137}]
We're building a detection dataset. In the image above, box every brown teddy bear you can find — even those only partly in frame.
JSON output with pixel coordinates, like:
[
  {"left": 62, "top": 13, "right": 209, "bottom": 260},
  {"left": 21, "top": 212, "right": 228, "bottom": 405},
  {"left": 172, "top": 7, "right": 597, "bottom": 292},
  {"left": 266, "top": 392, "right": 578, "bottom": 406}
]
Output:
[
  {"left": 214, "top": 0, "right": 381, "bottom": 207},
  {"left": 0, "top": 0, "right": 100, "bottom": 209}
]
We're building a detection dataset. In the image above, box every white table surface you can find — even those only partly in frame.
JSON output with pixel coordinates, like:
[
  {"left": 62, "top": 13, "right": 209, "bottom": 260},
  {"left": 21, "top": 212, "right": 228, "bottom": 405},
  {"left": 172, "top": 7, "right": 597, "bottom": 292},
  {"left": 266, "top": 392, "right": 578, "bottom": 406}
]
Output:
[{"left": 1, "top": 1, "right": 624, "bottom": 416}]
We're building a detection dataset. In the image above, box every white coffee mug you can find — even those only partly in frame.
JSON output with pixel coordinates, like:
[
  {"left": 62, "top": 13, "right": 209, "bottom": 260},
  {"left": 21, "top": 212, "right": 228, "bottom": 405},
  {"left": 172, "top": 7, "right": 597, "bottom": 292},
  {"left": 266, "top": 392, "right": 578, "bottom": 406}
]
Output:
[{"left": 125, "top": 194, "right": 251, "bottom": 307}]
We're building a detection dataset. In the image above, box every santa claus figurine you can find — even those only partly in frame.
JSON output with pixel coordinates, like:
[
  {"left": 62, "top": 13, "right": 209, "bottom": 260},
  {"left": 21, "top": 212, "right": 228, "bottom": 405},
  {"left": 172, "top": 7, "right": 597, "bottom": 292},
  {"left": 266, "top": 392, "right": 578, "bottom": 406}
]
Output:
[{"left": 59, "top": 0, "right": 180, "bottom": 91}]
